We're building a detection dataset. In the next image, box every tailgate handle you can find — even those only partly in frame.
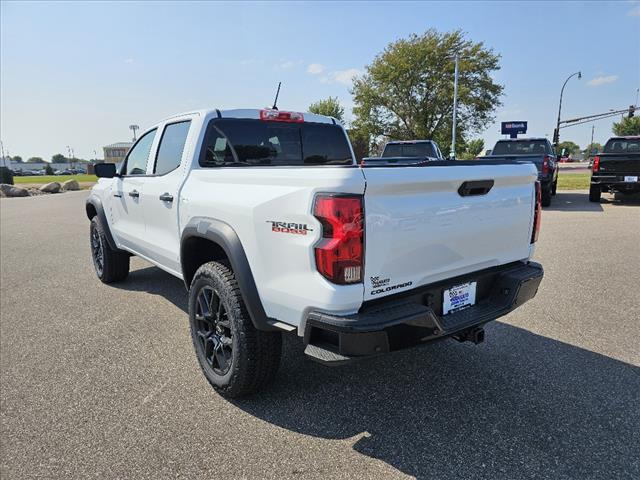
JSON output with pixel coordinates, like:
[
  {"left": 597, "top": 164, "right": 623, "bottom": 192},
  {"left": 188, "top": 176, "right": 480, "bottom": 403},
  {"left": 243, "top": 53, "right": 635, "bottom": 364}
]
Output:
[{"left": 458, "top": 180, "right": 494, "bottom": 197}]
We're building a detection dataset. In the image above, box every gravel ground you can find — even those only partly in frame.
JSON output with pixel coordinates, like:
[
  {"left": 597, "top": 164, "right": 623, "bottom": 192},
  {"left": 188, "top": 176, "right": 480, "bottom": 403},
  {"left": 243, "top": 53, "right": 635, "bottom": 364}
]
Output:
[{"left": 1, "top": 190, "right": 639, "bottom": 479}]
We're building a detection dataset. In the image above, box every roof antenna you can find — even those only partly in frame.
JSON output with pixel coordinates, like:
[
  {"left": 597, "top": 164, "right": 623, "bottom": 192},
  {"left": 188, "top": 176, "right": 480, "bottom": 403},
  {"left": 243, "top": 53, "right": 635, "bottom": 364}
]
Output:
[{"left": 271, "top": 82, "right": 281, "bottom": 110}]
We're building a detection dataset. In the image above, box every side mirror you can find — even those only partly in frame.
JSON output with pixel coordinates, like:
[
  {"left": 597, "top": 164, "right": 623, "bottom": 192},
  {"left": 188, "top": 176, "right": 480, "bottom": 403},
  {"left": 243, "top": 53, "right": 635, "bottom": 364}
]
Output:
[{"left": 94, "top": 163, "right": 117, "bottom": 178}]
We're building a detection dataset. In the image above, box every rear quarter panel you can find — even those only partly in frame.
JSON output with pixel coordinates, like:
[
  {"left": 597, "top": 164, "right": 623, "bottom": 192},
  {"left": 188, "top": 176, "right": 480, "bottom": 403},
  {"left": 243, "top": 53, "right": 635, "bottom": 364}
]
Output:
[{"left": 180, "top": 167, "right": 366, "bottom": 329}]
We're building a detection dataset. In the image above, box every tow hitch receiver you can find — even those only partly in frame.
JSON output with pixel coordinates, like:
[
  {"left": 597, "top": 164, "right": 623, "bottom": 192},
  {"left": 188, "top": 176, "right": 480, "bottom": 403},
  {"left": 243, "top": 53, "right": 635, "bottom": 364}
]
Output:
[{"left": 453, "top": 327, "right": 485, "bottom": 345}]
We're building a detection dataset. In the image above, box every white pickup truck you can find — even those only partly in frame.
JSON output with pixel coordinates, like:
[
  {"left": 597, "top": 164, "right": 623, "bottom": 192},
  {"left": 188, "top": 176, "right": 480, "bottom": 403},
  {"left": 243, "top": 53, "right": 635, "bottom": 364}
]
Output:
[{"left": 86, "top": 108, "right": 544, "bottom": 397}]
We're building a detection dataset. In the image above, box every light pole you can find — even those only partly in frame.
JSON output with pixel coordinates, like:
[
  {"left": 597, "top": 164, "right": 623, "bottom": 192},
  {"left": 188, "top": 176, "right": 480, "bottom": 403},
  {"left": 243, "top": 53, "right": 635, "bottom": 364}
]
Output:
[
  {"left": 449, "top": 54, "right": 460, "bottom": 159},
  {"left": 554, "top": 71, "right": 581, "bottom": 151},
  {"left": 129, "top": 124, "right": 139, "bottom": 142}
]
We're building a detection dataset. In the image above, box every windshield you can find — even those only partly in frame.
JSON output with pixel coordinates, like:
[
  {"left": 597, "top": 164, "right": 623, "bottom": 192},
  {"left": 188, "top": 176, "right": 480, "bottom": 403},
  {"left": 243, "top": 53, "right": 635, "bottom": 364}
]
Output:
[
  {"left": 492, "top": 140, "right": 550, "bottom": 156},
  {"left": 382, "top": 143, "right": 436, "bottom": 158},
  {"left": 604, "top": 138, "right": 640, "bottom": 154},
  {"left": 200, "top": 119, "right": 353, "bottom": 167}
]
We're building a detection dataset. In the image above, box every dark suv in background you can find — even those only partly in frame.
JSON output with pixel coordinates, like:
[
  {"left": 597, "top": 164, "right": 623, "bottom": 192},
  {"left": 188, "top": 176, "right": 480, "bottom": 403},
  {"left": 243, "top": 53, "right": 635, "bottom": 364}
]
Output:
[
  {"left": 590, "top": 136, "right": 640, "bottom": 202},
  {"left": 484, "top": 138, "right": 559, "bottom": 207}
]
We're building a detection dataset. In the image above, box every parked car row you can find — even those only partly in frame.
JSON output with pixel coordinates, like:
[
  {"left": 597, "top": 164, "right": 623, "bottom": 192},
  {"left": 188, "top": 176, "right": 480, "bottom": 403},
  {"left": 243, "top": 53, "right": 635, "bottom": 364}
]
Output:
[{"left": 11, "top": 167, "right": 87, "bottom": 176}]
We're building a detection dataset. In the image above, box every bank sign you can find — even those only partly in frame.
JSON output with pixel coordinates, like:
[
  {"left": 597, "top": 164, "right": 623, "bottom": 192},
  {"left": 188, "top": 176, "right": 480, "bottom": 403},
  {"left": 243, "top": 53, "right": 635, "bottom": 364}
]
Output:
[{"left": 501, "top": 121, "right": 528, "bottom": 136}]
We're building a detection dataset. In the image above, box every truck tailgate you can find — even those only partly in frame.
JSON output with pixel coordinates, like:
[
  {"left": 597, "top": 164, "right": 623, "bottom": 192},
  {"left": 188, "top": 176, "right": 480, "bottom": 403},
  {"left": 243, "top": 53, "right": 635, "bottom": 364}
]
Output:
[
  {"left": 361, "top": 164, "right": 537, "bottom": 301},
  {"left": 597, "top": 154, "right": 640, "bottom": 173}
]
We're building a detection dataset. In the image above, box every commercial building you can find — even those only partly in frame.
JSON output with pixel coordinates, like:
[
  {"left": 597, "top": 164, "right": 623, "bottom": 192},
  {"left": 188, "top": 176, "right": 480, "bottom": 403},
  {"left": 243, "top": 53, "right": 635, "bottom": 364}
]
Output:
[{"left": 103, "top": 142, "right": 133, "bottom": 164}]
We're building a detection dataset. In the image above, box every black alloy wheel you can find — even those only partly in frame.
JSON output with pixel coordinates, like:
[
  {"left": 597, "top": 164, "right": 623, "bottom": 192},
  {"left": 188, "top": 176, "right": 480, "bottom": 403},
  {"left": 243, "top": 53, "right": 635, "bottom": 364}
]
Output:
[{"left": 194, "top": 285, "right": 234, "bottom": 375}]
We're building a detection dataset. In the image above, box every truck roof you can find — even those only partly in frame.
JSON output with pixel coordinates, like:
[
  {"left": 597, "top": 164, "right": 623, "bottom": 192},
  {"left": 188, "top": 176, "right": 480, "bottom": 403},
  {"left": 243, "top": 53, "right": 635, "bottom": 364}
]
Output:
[
  {"left": 158, "top": 108, "right": 336, "bottom": 125},
  {"left": 386, "top": 140, "right": 434, "bottom": 144},
  {"left": 495, "top": 137, "right": 547, "bottom": 142}
]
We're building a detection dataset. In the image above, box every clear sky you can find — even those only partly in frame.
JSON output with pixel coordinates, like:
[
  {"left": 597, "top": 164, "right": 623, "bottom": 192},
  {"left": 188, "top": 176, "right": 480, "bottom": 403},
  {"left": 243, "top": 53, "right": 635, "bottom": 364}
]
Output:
[{"left": 1, "top": 1, "right": 638, "bottom": 161}]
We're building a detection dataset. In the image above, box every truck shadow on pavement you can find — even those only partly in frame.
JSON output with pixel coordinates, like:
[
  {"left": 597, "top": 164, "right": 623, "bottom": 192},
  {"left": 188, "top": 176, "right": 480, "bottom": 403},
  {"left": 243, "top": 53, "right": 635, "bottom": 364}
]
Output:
[
  {"left": 233, "top": 323, "right": 639, "bottom": 480},
  {"left": 112, "top": 265, "right": 189, "bottom": 312},
  {"left": 547, "top": 191, "right": 640, "bottom": 212},
  {"left": 112, "top": 265, "right": 639, "bottom": 479},
  {"left": 545, "top": 192, "right": 604, "bottom": 212}
]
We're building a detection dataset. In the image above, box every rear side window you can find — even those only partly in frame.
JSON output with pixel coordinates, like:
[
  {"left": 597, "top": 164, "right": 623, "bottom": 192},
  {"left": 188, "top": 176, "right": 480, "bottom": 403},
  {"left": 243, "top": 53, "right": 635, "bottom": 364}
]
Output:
[
  {"left": 382, "top": 143, "right": 436, "bottom": 158},
  {"left": 122, "top": 129, "right": 157, "bottom": 175},
  {"left": 154, "top": 121, "right": 191, "bottom": 175},
  {"left": 199, "top": 119, "right": 353, "bottom": 167},
  {"left": 604, "top": 138, "right": 640, "bottom": 153},
  {"left": 492, "top": 140, "right": 550, "bottom": 156}
]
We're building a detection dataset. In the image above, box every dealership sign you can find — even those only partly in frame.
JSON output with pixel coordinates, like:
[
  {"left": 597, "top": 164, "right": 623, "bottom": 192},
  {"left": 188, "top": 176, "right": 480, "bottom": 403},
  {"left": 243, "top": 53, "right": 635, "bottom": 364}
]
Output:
[{"left": 501, "top": 121, "right": 528, "bottom": 138}]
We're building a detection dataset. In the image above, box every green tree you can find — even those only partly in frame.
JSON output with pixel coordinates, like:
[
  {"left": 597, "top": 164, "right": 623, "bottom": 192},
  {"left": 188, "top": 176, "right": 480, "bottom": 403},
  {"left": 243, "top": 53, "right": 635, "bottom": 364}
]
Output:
[
  {"left": 45, "top": 164, "right": 54, "bottom": 175},
  {"left": 51, "top": 153, "right": 67, "bottom": 163},
  {"left": 352, "top": 29, "right": 503, "bottom": 154},
  {"left": 612, "top": 116, "right": 640, "bottom": 136},
  {"left": 308, "top": 97, "right": 345, "bottom": 122},
  {"left": 465, "top": 138, "right": 484, "bottom": 158},
  {"left": 557, "top": 141, "right": 580, "bottom": 156},
  {"left": 11, "top": 155, "right": 23, "bottom": 163},
  {"left": 347, "top": 128, "right": 370, "bottom": 163},
  {"left": 27, "top": 157, "right": 43, "bottom": 163},
  {"left": 582, "top": 142, "right": 602, "bottom": 159}
]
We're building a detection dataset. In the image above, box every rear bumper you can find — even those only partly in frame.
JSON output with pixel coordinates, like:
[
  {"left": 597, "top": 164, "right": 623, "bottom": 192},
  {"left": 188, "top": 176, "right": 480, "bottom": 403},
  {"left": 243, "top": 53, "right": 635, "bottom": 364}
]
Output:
[
  {"left": 591, "top": 175, "right": 640, "bottom": 191},
  {"left": 303, "top": 261, "right": 543, "bottom": 365}
]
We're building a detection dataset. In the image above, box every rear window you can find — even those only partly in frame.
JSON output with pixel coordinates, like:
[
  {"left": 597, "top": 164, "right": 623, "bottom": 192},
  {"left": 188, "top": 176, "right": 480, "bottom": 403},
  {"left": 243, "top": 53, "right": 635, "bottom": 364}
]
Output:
[
  {"left": 199, "top": 119, "right": 353, "bottom": 167},
  {"left": 492, "top": 140, "right": 550, "bottom": 156},
  {"left": 382, "top": 142, "right": 436, "bottom": 158},
  {"left": 604, "top": 138, "right": 640, "bottom": 153}
]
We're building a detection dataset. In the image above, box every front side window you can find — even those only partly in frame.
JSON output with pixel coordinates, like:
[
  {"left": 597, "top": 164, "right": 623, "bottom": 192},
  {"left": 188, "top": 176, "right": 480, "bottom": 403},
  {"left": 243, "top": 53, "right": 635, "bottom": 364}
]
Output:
[
  {"left": 122, "top": 129, "right": 157, "bottom": 175},
  {"left": 154, "top": 121, "right": 191, "bottom": 175},
  {"left": 200, "top": 119, "right": 353, "bottom": 167}
]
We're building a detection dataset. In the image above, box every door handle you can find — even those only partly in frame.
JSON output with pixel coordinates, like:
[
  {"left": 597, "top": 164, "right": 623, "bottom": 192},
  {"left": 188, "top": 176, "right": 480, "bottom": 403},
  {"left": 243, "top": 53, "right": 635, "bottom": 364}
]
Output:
[
  {"left": 458, "top": 180, "right": 494, "bottom": 197},
  {"left": 113, "top": 193, "right": 122, "bottom": 198},
  {"left": 128, "top": 190, "right": 140, "bottom": 198},
  {"left": 159, "top": 193, "right": 174, "bottom": 203}
]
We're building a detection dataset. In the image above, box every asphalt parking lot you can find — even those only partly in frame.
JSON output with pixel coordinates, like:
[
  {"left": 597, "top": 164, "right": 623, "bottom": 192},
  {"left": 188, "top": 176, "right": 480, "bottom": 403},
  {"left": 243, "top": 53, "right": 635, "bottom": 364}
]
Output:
[{"left": 1, "top": 190, "right": 639, "bottom": 479}]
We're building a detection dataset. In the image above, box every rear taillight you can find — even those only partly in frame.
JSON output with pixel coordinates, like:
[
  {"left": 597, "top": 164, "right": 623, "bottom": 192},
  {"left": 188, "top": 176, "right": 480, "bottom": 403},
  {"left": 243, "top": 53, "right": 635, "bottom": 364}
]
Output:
[
  {"left": 259, "top": 109, "right": 304, "bottom": 123},
  {"left": 313, "top": 195, "right": 364, "bottom": 284},
  {"left": 542, "top": 155, "right": 550, "bottom": 175},
  {"left": 592, "top": 155, "right": 600, "bottom": 172},
  {"left": 531, "top": 181, "right": 542, "bottom": 244}
]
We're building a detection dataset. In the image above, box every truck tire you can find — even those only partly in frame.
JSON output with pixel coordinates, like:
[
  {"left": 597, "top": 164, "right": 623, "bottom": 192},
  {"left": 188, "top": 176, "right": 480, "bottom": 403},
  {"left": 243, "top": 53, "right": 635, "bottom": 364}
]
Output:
[
  {"left": 90, "top": 217, "right": 129, "bottom": 283},
  {"left": 551, "top": 180, "right": 557, "bottom": 196},
  {"left": 589, "top": 185, "right": 601, "bottom": 203},
  {"left": 189, "top": 261, "right": 282, "bottom": 398},
  {"left": 541, "top": 187, "right": 552, "bottom": 207}
]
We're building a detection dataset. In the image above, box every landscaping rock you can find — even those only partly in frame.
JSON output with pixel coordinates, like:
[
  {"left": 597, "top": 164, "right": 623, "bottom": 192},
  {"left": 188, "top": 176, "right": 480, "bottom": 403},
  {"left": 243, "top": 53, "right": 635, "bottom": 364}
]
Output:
[
  {"left": 0, "top": 183, "right": 30, "bottom": 197},
  {"left": 62, "top": 179, "right": 80, "bottom": 191},
  {"left": 39, "top": 182, "right": 61, "bottom": 193}
]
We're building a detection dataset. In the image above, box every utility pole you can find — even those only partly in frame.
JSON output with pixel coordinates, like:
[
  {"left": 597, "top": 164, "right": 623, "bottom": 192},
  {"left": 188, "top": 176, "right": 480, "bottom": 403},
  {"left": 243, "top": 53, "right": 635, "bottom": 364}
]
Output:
[
  {"left": 450, "top": 54, "right": 459, "bottom": 159},
  {"left": 589, "top": 124, "right": 595, "bottom": 160},
  {"left": 0, "top": 140, "right": 6, "bottom": 167}
]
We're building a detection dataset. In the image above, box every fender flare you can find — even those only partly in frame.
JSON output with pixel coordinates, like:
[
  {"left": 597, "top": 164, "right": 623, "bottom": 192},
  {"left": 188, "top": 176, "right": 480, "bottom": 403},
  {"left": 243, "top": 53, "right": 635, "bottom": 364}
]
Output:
[
  {"left": 85, "top": 196, "right": 119, "bottom": 251},
  {"left": 181, "top": 218, "right": 279, "bottom": 332}
]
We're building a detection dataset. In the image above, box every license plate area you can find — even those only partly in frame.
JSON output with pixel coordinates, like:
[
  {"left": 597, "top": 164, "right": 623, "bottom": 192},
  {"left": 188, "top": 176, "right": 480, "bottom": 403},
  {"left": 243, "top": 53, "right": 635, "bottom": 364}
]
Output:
[
  {"left": 443, "top": 282, "right": 477, "bottom": 315},
  {"left": 624, "top": 176, "right": 638, "bottom": 183}
]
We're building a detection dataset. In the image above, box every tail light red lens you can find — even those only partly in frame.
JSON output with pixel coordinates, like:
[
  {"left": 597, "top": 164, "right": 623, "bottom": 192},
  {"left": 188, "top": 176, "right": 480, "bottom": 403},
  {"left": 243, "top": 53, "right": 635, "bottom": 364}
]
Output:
[
  {"left": 592, "top": 155, "right": 600, "bottom": 172},
  {"left": 259, "top": 109, "right": 304, "bottom": 123},
  {"left": 542, "top": 155, "right": 550, "bottom": 175},
  {"left": 531, "top": 181, "right": 542, "bottom": 243},
  {"left": 313, "top": 195, "right": 364, "bottom": 284}
]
